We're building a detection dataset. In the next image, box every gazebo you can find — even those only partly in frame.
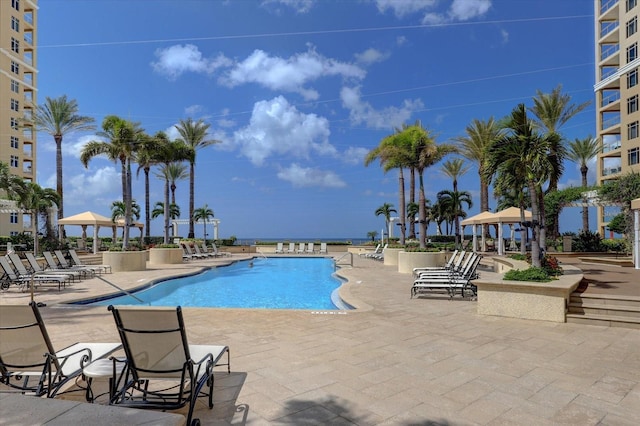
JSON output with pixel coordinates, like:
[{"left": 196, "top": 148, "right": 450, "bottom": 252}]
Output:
[
  {"left": 58, "top": 211, "right": 144, "bottom": 254},
  {"left": 487, "top": 207, "right": 532, "bottom": 255},
  {"left": 461, "top": 211, "right": 496, "bottom": 252}
]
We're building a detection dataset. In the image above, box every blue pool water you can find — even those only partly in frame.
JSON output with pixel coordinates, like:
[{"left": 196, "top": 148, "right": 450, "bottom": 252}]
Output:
[{"left": 87, "top": 257, "right": 348, "bottom": 310}]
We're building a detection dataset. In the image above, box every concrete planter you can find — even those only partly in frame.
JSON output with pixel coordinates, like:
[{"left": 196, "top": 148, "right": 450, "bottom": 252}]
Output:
[
  {"left": 148, "top": 248, "right": 183, "bottom": 265},
  {"left": 102, "top": 250, "right": 147, "bottom": 272},
  {"left": 398, "top": 251, "right": 446, "bottom": 274},
  {"left": 383, "top": 248, "right": 403, "bottom": 266}
]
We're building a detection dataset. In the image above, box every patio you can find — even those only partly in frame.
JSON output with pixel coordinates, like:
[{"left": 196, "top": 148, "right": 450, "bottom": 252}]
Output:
[{"left": 1, "top": 254, "right": 640, "bottom": 424}]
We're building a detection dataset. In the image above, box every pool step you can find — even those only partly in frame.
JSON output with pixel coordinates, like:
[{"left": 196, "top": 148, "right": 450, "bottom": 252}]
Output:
[{"left": 566, "top": 292, "right": 640, "bottom": 329}]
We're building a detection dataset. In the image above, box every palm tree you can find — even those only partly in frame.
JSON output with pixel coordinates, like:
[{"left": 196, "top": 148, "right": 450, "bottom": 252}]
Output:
[
  {"left": 485, "top": 104, "right": 554, "bottom": 267},
  {"left": 374, "top": 202, "right": 397, "bottom": 244},
  {"left": 0, "top": 161, "right": 26, "bottom": 200},
  {"left": 135, "top": 133, "right": 159, "bottom": 243},
  {"left": 406, "top": 201, "right": 419, "bottom": 238},
  {"left": 193, "top": 204, "right": 214, "bottom": 243},
  {"left": 405, "top": 122, "right": 457, "bottom": 248},
  {"left": 152, "top": 201, "right": 181, "bottom": 238},
  {"left": 567, "top": 136, "right": 601, "bottom": 232},
  {"left": 111, "top": 200, "right": 141, "bottom": 238},
  {"left": 17, "top": 182, "right": 60, "bottom": 254},
  {"left": 175, "top": 118, "right": 221, "bottom": 238},
  {"left": 452, "top": 118, "right": 502, "bottom": 213},
  {"left": 441, "top": 159, "right": 470, "bottom": 192},
  {"left": 32, "top": 96, "right": 95, "bottom": 235},
  {"left": 437, "top": 189, "right": 472, "bottom": 248},
  {"left": 151, "top": 132, "right": 194, "bottom": 244},
  {"left": 530, "top": 85, "right": 590, "bottom": 238},
  {"left": 81, "top": 116, "right": 145, "bottom": 249},
  {"left": 366, "top": 230, "right": 378, "bottom": 242}
]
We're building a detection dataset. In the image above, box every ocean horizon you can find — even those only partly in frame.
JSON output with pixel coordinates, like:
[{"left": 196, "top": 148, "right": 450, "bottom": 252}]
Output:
[{"left": 235, "top": 237, "right": 372, "bottom": 245}]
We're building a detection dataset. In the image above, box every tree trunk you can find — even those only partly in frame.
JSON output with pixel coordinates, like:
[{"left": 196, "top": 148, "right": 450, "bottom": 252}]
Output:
[
  {"left": 398, "top": 169, "right": 406, "bottom": 245},
  {"left": 409, "top": 168, "right": 416, "bottom": 239},
  {"left": 581, "top": 166, "right": 589, "bottom": 232},
  {"left": 144, "top": 167, "right": 151, "bottom": 240},
  {"left": 188, "top": 161, "right": 195, "bottom": 238},
  {"left": 164, "top": 177, "right": 170, "bottom": 244},
  {"left": 479, "top": 168, "right": 489, "bottom": 213},
  {"left": 55, "top": 134, "right": 65, "bottom": 239},
  {"left": 123, "top": 159, "right": 132, "bottom": 249},
  {"left": 529, "top": 180, "right": 541, "bottom": 268},
  {"left": 418, "top": 171, "right": 426, "bottom": 248},
  {"left": 171, "top": 183, "right": 177, "bottom": 205}
]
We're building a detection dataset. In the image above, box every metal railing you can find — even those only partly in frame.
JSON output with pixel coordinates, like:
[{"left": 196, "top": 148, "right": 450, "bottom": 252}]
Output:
[{"left": 334, "top": 252, "right": 353, "bottom": 267}]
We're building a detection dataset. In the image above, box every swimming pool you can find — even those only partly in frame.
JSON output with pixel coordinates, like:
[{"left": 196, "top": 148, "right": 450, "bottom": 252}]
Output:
[{"left": 85, "top": 257, "right": 351, "bottom": 310}]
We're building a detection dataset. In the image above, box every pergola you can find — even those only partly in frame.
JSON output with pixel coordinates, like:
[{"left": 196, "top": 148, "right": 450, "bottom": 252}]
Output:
[
  {"left": 58, "top": 211, "right": 144, "bottom": 254},
  {"left": 461, "top": 207, "right": 532, "bottom": 254}
]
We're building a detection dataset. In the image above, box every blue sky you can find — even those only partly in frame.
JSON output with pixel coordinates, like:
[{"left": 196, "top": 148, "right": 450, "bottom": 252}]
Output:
[{"left": 35, "top": 0, "right": 596, "bottom": 240}]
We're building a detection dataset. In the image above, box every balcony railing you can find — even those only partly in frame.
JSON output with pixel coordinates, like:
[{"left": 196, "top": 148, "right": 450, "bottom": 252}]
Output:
[
  {"left": 601, "top": 20, "right": 619, "bottom": 38},
  {"left": 601, "top": 0, "right": 619, "bottom": 15},
  {"left": 602, "top": 115, "right": 621, "bottom": 129},
  {"left": 602, "top": 91, "right": 620, "bottom": 106},
  {"left": 601, "top": 44, "right": 620, "bottom": 61},
  {"left": 602, "top": 166, "right": 622, "bottom": 176}
]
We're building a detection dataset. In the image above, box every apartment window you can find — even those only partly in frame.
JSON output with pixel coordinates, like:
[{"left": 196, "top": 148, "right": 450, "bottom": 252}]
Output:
[
  {"left": 10, "top": 117, "right": 19, "bottom": 130},
  {"left": 630, "top": 147, "right": 640, "bottom": 165},
  {"left": 628, "top": 42, "right": 638, "bottom": 63},
  {"left": 629, "top": 68, "right": 639, "bottom": 88},
  {"left": 9, "top": 213, "right": 19, "bottom": 224},
  {"left": 10, "top": 136, "right": 19, "bottom": 149},
  {"left": 629, "top": 95, "right": 639, "bottom": 114},
  {"left": 11, "top": 61, "right": 19, "bottom": 75},
  {"left": 11, "top": 37, "right": 20, "bottom": 54},
  {"left": 10, "top": 79, "right": 19, "bottom": 93},
  {"left": 628, "top": 17, "right": 638, "bottom": 37},
  {"left": 629, "top": 0, "right": 638, "bottom": 11},
  {"left": 10, "top": 155, "right": 19, "bottom": 168},
  {"left": 12, "top": 0, "right": 19, "bottom": 11},
  {"left": 629, "top": 121, "right": 640, "bottom": 139},
  {"left": 11, "top": 17, "right": 19, "bottom": 32},
  {"left": 10, "top": 99, "right": 19, "bottom": 112}
]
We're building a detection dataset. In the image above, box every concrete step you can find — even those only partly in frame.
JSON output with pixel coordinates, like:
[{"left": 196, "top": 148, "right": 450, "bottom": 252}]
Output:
[{"left": 567, "top": 291, "right": 640, "bottom": 329}]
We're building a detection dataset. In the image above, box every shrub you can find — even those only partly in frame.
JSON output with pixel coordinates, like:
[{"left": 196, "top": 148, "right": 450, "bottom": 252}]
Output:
[
  {"left": 508, "top": 253, "right": 527, "bottom": 261},
  {"left": 503, "top": 267, "right": 551, "bottom": 282},
  {"left": 601, "top": 238, "right": 628, "bottom": 253},
  {"left": 155, "top": 243, "right": 180, "bottom": 248},
  {"left": 572, "top": 230, "right": 605, "bottom": 252}
]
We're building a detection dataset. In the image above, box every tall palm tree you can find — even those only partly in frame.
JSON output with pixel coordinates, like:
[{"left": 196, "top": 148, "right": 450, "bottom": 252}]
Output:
[
  {"left": 374, "top": 202, "right": 397, "bottom": 244},
  {"left": 193, "top": 204, "right": 214, "bottom": 243},
  {"left": 567, "top": 136, "right": 601, "bottom": 232},
  {"left": 530, "top": 85, "right": 590, "bottom": 238},
  {"left": 167, "top": 163, "right": 189, "bottom": 205},
  {"left": 365, "top": 123, "right": 418, "bottom": 244},
  {"left": 366, "top": 230, "right": 378, "bottom": 242},
  {"left": 406, "top": 201, "right": 419, "bottom": 238},
  {"left": 151, "top": 133, "right": 194, "bottom": 244},
  {"left": 32, "top": 96, "right": 95, "bottom": 235},
  {"left": 175, "top": 118, "right": 221, "bottom": 238},
  {"left": 440, "top": 158, "right": 470, "bottom": 192},
  {"left": 453, "top": 117, "right": 502, "bottom": 213},
  {"left": 81, "top": 116, "right": 144, "bottom": 249},
  {"left": 437, "top": 189, "right": 472, "bottom": 248},
  {"left": 485, "top": 104, "right": 554, "bottom": 267},
  {"left": 17, "top": 183, "right": 60, "bottom": 255},
  {"left": 405, "top": 122, "right": 457, "bottom": 248},
  {"left": 152, "top": 202, "right": 181, "bottom": 237},
  {"left": 135, "top": 133, "right": 159, "bottom": 243},
  {"left": 0, "top": 161, "right": 26, "bottom": 200}
]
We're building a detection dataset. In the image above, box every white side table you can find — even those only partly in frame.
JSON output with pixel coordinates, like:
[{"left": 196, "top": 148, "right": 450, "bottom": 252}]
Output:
[{"left": 82, "top": 357, "right": 126, "bottom": 403}]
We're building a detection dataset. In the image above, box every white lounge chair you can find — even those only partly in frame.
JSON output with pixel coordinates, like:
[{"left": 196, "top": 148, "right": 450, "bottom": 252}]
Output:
[
  {"left": 8, "top": 253, "right": 78, "bottom": 284},
  {"left": 412, "top": 250, "right": 462, "bottom": 278},
  {"left": 297, "top": 243, "right": 306, "bottom": 254},
  {"left": 275, "top": 242, "right": 284, "bottom": 253},
  {"left": 306, "top": 243, "right": 315, "bottom": 254},
  {"left": 108, "top": 305, "right": 230, "bottom": 425},
  {"left": 319, "top": 243, "right": 328, "bottom": 254},
  {"left": 360, "top": 244, "right": 381, "bottom": 257},
  {"left": 411, "top": 253, "right": 482, "bottom": 299},
  {"left": 24, "top": 253, "right": 82, "bottom": 282},
  {"left": 209, "top": 242, "right": 231, "bottom": 257},
  {"left": 182, "top": 243, "right": 206, "bottom": 259},
  {"left": 0, "top": 256, "right": 70, "bottom": 291},
  {"left": 68, "top": 249, "right": 112, "bottom": 273},
  {"left": 0, "top": 302, "right": 121, "bottom": 398},
  {"left": 286, "top": 243, "right": 296, "bottom": 254}
]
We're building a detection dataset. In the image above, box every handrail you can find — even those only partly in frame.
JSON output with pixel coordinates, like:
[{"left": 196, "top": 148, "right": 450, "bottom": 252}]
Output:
[
  {"left": 255, "top": 249, "right": 268, "bottom": 260},
  {"left": 95, "top": 275, "right": 146, "bottom": 304},
  {"left": 334, "top": 252, "right": 353, "bottom": 267}
]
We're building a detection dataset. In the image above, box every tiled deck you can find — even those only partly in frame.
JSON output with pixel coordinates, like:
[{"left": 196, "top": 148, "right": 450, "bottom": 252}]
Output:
[{"left": 2, "top": 254, "right": 640, "bottom": 425}]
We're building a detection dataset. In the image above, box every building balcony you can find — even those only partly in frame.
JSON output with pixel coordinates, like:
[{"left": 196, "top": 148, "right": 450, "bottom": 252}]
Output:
[
  {"left": 600, "top": 45, "right": 620, "bottom": 66},
  {"left": 602, "top": 165, "right": 623, "bottom": 176},
  {"left": 601, "top": 114, "right": 621, "bottom": 131},
  {"left": 599, "top": 0, "right": 619, "bottom": 20},
  {"left": 600, "top": 21, "right": 620, "bottom": 43},
  {"left": 601, "top": 91, "right": 621, "bottom": 111}
]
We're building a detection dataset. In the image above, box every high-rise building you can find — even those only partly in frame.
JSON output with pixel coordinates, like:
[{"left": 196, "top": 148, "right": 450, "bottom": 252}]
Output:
[
  {"left": 595, "top": 0, "right": 640, "bottom": 234},
  {"left": 0, "top": 0, "right": 37, "bottom": 237}
]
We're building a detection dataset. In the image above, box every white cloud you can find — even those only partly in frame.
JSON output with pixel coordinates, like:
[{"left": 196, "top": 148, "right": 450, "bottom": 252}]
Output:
[
  {"left": 449, "top": 0, "right": 491, "bottom": 21},
  {"left": 220, "top": 48, "right": 366, "bottom": 100},
  {"left": 184, "top": 105, "right": 204, "bottom": 116},
  {"left": 57, "top": 134, "right": 100, "bottom": 159},
  {"left": 151, "top": 44, "right": 232, "bottom": 80},
  {"left": 340, "top": 86, "right": 423, "bottom": 129},
  {"left": 375, "top": 0, "right": 437, "bottom": 17},
  {"left": 342, "top": 147, "right": 370, "bottom": 165},
  {"left": 65, "top": 167, "right": 121, "bottom": 207},
  {"left": 500, "top": 29, "right": 509, "bottom": 44},
  {"left": 261, "top": 0, "right": 315, "bottom": 13},
  {"left": 396, "top": 35, "right": 408, "bottom": 46},
  {"left": 277, "top": 163, "right": 346, "bottom": 188},
  {"left": 355, "top": 48, "right": 390, "bottom": 65},
  {"left": 232, "top": 96, "right": 336, "bottom": 165}
]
